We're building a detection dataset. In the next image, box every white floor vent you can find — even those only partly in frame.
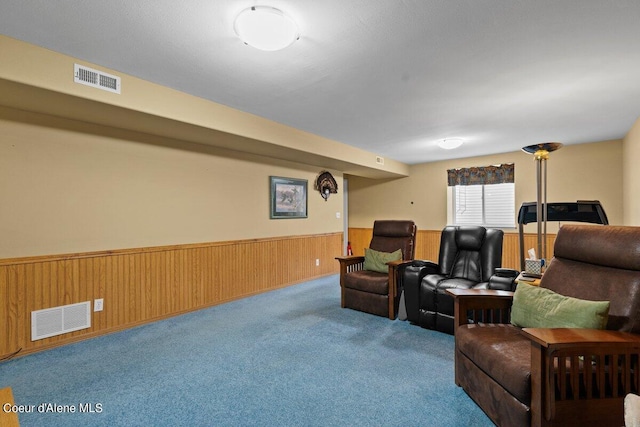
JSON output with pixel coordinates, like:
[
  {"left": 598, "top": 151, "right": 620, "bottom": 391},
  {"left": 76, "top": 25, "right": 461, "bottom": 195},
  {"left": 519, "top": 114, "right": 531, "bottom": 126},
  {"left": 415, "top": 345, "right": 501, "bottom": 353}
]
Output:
[
  {"left": 31, "top": 301, "right": 91, "bottom": 341},
  {"left": 74, "top": 64, "right": 121, "bottom": 94}
]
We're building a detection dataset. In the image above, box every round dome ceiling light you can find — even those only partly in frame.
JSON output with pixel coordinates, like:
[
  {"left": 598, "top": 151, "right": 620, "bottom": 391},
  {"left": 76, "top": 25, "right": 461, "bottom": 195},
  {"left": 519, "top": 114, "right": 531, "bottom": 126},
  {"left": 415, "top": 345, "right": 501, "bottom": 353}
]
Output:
[
  {"left": 438, "top": 138, "right": 464, "bottom": 150},
  {"left": 234, "top": 6, "right": 300, "bottom": 51}
]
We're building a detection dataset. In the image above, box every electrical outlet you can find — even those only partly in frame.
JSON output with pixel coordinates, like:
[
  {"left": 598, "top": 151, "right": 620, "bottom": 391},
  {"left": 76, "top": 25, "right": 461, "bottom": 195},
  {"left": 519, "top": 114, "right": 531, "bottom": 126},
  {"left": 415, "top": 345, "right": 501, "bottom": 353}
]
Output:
[
  {"left": 94, "top": 298, "right": 104, "bottom": 312},
  {"left": 315, "top": 259, "right": 320, "bottom": 266}
]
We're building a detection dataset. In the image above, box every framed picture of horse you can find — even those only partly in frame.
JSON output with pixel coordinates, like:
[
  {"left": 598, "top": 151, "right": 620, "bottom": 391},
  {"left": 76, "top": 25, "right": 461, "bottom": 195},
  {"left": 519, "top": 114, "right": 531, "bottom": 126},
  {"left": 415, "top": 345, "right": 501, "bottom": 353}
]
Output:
[{"left": 270, "top": 176, "right": 308, "bottom": 219}]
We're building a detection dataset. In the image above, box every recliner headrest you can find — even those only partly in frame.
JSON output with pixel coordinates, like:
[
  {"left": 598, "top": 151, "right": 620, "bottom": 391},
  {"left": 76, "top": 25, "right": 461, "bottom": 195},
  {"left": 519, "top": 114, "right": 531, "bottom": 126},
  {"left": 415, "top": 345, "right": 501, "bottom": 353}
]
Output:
[
  {"left": 454, "top": 226, "right": 486, "bottom": 250},
  {"left": 554, "top": 225, "right": 640, "bottom": 271},
  {"left": 373, "top": 220, "right": 416, "bottom": 238}
]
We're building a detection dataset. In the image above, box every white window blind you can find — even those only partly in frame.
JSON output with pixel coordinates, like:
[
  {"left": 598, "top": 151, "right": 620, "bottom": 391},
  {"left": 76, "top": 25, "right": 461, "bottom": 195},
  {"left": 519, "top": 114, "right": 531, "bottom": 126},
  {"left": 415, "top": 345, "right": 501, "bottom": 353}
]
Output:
[
  {"left": 452, "top": 183, "right": 515, "bottom": 228},
  {"left": 454, "top": 185, "right": 483, "bottom": 225}
]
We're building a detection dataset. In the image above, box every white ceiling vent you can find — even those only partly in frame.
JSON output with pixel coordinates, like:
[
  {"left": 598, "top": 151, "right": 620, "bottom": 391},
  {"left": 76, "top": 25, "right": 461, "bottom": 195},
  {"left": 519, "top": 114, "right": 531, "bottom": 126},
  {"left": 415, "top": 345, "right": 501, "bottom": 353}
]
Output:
[
  {"left": 74, "top": 63, "right": 121, "bottom": 94},
  {"left": 31, "top": 301, "right": 91, "bottom": 341},
  {"left": 376, "top": 156, "right": 385, "bottom": 165}
]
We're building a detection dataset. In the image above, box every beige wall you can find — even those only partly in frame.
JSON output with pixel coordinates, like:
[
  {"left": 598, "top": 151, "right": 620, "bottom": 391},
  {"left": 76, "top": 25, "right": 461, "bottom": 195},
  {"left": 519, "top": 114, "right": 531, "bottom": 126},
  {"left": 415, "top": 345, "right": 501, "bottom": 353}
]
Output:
[
  {"left": 0, "top": 36, "right": 634, "bottom": 259},
  {"left": 623, "top": 116, "right": 640, "bottom": 225},
  {"left": 0, "top": 35, "right": 407, "bottom": 179},
  {"left": 0, "top": 107, "right": 343, "bottom": 258},
  {"left": 348, "top": 139, "right": 623, "bottom": 232}
]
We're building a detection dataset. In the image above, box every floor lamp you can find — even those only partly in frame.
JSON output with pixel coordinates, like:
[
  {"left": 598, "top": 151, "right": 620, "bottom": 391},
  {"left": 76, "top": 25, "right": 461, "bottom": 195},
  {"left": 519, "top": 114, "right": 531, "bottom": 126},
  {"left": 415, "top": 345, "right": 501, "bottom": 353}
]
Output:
[{"left": 521, "top": 142, "right": 563, "bottom": 265}]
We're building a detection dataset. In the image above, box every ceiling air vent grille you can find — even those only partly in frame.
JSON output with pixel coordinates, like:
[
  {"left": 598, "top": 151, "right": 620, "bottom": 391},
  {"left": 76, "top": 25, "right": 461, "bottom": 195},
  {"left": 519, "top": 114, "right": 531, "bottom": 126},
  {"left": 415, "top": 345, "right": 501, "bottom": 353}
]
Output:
[{"left": 74, "top": 64, "right": 121, "bottom": 94}]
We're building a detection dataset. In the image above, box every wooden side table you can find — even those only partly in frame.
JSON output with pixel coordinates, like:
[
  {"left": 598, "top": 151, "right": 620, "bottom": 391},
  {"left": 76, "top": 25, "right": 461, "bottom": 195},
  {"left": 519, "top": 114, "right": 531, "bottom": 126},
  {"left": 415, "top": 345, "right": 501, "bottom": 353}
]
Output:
[{"left": 515, "top": 272, "right": 541, "bottom": 286}]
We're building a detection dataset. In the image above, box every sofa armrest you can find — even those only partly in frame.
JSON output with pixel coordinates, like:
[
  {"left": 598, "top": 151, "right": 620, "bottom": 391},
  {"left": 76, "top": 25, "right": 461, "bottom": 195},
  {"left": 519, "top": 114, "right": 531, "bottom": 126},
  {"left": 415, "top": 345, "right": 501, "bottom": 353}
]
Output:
[
  {"left": 447, "top": 289, "right": 514, "bottom": 333},
  {"left": 521, "top": 327, "right": 640, "bottom": 425},
  {"left": 386, "top": 259, "right": 414, "bottom": 268},
  {"left": 383, "top": 259, "right": 413, "bottom": 302},
  {"left": 447, "top": 288, "right": 514, "bottom": 309},
  {"left": 400, "top": 260, "right": 439, "bottom": 323},
  {"left": 386, "top": 259, "right": 414, "bottom": 279},
  {"left": 488, "top": 268, "right": 520, "bottom": 291},
  {"left": 335, "top": 256, "right": 365, "bottom": 290},
  {"left": 397, "top": 259, "right": 439, "bottom": 289},
  {"left": 411, "top": 259, "right": 439, "bottom": 273},
  {"left": 521, "top": 327, "right": 640, "bottom": 348},
  {"left": 335, "top": 255, "right": 365, "bottom": 267}
]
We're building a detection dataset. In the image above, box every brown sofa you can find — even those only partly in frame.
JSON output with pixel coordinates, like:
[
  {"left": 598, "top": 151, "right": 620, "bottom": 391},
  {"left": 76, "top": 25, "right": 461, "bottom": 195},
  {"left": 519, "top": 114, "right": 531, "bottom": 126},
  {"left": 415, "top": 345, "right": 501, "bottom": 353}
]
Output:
[{"left": 449, "top": 224, "right": 640, "bottom": 427}]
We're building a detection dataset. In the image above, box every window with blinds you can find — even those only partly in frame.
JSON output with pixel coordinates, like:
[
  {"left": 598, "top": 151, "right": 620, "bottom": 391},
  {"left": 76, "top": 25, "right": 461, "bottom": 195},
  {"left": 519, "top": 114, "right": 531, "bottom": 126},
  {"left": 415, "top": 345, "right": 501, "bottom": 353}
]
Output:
[{"left": 452, "top": 183, "right": 515, "bottom": 228}]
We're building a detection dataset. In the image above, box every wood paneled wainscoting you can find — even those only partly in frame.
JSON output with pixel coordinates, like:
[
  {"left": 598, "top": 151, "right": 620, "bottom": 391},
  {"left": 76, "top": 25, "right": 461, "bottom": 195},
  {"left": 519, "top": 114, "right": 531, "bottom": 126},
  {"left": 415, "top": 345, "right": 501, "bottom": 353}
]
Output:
[
  {"left": 0, "top": 232, "right": 342, "bottom": 359},
  {"left": 347, "top": 228, "right": 556, "bottom": 271}
]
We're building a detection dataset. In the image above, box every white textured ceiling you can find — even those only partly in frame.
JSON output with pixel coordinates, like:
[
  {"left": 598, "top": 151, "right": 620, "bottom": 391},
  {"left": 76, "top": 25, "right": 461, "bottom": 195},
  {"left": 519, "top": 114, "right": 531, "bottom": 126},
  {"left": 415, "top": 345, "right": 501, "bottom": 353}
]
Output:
[{"left": 1, "top": 0, "right": 640, "bottom": 164}]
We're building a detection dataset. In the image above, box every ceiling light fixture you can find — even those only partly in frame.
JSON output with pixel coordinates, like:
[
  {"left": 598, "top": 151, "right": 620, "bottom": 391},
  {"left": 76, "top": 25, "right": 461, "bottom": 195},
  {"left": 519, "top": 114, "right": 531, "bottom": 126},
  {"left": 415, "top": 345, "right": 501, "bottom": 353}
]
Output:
[
  {"left": 234, "top": 6, "right": 300, "bottom": 51},
  {"left": 438, "top": 138, "right": 464, "bottom": 150}
]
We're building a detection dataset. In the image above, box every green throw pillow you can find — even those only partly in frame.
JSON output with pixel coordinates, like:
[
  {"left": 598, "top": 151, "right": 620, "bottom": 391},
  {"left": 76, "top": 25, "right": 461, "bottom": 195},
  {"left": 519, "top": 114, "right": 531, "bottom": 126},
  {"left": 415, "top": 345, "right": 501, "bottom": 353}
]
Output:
[
  {"left": 511, "top": 284, "right": 610, "bottom": 329},
  {"left": 363, "top": 248, "right": 402, "bottom": 274}
]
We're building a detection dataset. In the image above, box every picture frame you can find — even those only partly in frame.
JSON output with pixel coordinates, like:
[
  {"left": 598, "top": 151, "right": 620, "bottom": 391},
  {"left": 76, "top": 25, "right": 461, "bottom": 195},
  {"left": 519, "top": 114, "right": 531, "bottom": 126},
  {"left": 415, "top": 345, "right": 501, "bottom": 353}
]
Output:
[{"left": 270, "top": 176, "right": 308, "bottom": 219}]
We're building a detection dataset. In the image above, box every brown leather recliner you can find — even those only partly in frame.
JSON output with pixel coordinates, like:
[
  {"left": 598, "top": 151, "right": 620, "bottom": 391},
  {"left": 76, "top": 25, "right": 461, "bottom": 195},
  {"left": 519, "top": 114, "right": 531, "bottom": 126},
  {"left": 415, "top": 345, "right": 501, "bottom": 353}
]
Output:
[
  {"left": 448, "top": 224, "right": 640, "bottom": 427},
  {"left": 336, "top": 220, "right": 416, "bottom": 319}
]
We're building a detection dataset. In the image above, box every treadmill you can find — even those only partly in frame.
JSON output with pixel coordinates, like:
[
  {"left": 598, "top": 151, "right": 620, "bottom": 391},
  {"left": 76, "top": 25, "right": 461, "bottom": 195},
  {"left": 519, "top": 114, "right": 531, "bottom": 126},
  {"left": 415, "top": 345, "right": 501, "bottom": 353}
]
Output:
[{"left": 517, "top": 200, "right": 608, "bottom": 271}]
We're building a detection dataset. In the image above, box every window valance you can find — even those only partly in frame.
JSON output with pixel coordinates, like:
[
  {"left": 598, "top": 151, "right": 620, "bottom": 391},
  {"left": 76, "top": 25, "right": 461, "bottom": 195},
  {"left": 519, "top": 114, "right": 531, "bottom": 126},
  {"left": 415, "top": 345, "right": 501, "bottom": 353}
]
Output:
[{"left": 447, "top": 163, "right": 514, "bottom": 186}]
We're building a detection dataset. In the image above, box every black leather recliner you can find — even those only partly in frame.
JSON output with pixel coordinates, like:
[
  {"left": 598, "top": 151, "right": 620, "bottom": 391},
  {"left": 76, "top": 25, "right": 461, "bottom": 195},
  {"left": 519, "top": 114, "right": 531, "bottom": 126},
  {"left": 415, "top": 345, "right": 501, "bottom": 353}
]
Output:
[{"left": 403, "top": 226, "right": 518, "bottom": 334}]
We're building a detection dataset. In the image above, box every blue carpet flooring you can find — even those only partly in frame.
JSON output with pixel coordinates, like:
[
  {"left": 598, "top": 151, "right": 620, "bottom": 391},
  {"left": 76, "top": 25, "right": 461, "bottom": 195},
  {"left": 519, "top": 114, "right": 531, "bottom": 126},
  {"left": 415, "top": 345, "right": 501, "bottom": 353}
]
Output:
[{"left": 1, "top": 275, "right": 492, "bottom": 426}]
